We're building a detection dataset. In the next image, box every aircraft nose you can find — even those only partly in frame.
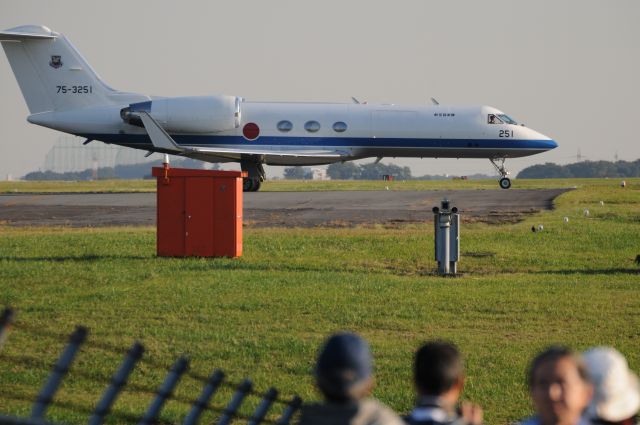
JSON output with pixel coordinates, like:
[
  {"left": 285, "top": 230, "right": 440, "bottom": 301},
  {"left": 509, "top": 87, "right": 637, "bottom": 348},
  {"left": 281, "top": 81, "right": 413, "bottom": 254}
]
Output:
[
  {"left": 532, "top": 130, "right": 558, "bottom": 150},
  {"left": 545, "top": 139, "right": 558, "bottom": 150}
]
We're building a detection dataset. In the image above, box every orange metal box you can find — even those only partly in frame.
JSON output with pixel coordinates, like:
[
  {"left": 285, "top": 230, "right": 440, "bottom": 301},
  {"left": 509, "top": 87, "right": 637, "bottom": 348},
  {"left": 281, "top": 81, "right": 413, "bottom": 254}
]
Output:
[{"left": 152, "top": 167, "right": 246, "bottom": 257}]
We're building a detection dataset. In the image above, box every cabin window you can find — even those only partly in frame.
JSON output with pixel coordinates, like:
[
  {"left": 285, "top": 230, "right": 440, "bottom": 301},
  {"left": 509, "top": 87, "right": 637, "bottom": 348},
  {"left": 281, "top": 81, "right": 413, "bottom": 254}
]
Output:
[
  {"left": 305, "top": 120, "right": 321, "bottom": 132},
  {"left": 332, "top": 121, "right": 348, "bottom": 132},
  {"left": 277, "top": 120, "right": 293, "bottom": 132},
  {"left": 488, "top": 114, "right": 504, "bottom": 124}
]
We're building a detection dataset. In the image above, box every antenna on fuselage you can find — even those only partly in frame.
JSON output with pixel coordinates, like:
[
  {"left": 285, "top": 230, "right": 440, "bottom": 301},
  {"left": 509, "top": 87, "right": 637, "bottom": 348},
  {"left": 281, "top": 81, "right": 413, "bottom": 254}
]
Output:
[{"left": 430, "top": 98, "right": 440, "bottom": 105}]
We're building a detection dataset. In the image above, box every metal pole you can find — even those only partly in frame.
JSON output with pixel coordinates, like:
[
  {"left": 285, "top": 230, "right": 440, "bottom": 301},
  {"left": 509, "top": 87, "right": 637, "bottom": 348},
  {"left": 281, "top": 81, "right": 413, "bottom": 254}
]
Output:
[
  {"left": 433, "top": 209, "right": 439, "bottom": 263},
  {"left": 275, "top": 396, "right": 302, "bottom": 425},
  {"left": 215, "top": 379, "right": 252, "bottom": 425},
  {"left": 182, "top": 369, "right": 225, "bottom": 425},
  {"left": 88, "top": 342, "right": 145, "bottom": 425},
  {"left": 0, "top": 307, "right": 16, "bottom": 351},
  {"left": 438, "top": 213, "right": 451, "bottom": 275},
  {"left": 139, "top": 356, "right": 189, "bottom": 425},
  {"left": 247, "top": 388, "right": 278, "bottom": 425},
  {"left": 449, "top": 211, "right": 460, "bottom": 275},
  {"left": 31, "top": 326, "right": 88, "bottom": 420}
]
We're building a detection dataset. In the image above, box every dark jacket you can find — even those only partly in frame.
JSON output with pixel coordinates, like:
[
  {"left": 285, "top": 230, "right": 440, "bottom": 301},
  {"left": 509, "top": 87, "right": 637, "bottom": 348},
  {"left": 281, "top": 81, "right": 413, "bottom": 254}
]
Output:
[
  {"left": 405, "top": 396, "right": 468, "bottom": 425},
  {"left": 297, "top": 399, "right": 405, "bottom": 425}
]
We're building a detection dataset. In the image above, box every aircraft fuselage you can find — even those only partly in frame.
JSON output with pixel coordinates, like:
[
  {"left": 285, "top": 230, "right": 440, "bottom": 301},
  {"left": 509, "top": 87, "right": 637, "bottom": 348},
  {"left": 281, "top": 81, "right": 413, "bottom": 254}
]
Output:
[{"left": 28, "top": 101, "right": 557, "bottom": 166}]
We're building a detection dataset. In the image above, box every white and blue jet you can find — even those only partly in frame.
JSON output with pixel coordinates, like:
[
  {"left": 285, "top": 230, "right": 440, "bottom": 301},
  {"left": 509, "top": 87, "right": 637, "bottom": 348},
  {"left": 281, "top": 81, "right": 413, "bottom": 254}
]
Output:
[{"left": 1, "top": 25, "right": 557, "bottom": 191}]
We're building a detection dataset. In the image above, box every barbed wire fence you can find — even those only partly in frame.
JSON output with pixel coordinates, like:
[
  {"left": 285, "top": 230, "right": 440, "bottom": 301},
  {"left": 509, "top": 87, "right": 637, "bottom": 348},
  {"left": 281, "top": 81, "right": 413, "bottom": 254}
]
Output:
[{"left": 0, "top": 308, "right": 302, "bottom": 425}]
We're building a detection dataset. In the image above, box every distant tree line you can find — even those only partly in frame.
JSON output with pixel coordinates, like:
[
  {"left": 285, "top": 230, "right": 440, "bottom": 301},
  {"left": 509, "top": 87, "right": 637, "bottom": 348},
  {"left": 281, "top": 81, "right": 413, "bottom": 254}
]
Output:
[
  {"left": 517, "top": 160, "right": 640, "bottom": 179},
  {"left": 412, "top": 173, "right": 494, "bottom": 181},
  {"left": 284, "top": 162, "right": 413, "bottom": 180},
  {"left": 283, "top": 166, "right": 313, "bottom": 180},
  {"left": 24, "top": 158, "right": 216, "bottom": 180}
]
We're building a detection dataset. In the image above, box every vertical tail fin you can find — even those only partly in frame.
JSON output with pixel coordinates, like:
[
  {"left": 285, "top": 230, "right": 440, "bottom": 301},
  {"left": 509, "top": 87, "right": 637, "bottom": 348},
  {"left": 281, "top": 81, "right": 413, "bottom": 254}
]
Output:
[{"left": 1, "top": 25, "right": 122, "bottom": 113}]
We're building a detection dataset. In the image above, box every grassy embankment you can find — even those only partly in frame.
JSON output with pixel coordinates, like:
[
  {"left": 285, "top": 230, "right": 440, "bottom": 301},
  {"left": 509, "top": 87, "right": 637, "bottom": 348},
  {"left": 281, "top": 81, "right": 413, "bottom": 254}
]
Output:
[{"left": 0, "top": 178, "right": 638, "bottom": 424}]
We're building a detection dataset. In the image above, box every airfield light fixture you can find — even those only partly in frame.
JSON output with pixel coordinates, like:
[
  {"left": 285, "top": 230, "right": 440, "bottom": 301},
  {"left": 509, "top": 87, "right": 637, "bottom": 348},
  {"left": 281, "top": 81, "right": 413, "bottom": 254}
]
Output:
[{"left": 433, "top": 199, "right": 460, "bottom": 276}]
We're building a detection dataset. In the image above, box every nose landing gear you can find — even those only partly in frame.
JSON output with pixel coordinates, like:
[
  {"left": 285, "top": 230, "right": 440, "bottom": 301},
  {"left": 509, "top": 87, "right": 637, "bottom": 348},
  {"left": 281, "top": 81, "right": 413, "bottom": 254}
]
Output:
[
  {"left": 499, "top": 177, "right": 511, "bottom": 189},
  {"left": 490, "top": 158, "right": 511, "bottom": 189}
]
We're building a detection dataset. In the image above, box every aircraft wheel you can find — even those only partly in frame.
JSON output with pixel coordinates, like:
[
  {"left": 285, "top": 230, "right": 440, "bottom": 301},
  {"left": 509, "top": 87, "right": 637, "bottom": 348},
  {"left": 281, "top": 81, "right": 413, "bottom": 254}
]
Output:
[
  {"left": 243, "top": 177, "right": 261, "bottom": 192},
  {"left": 499, "top": 177, "right": 511, "bottom": 189},
  {"left": 243, "top": 177, "right": 254, "bottom": 192}
]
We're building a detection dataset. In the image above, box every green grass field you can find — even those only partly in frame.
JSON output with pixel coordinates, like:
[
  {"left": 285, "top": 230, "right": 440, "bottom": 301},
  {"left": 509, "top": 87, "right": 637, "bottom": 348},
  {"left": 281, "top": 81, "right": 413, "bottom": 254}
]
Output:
[
  {"left": 0, "top": 176, "right": 625, "bottom": 193},
  {"left": 0, "top": 178, "right": 639, "bottom": 424}
]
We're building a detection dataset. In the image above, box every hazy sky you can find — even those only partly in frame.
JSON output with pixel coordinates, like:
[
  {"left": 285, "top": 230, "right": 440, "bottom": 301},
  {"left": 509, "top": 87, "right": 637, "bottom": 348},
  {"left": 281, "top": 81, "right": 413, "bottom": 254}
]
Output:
[{"left": 1, "top": 0, "right": 638, "bottom": 179}]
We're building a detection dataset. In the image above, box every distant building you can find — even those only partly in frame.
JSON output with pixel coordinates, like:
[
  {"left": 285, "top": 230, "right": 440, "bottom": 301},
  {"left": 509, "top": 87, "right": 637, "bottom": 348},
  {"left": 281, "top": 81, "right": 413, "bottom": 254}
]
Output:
[
  {"left": 310, "top": 167, "right": 329, "bottom": 180},
  {"left": 42, "top": 136, "right": 172, "bottom": 173}
]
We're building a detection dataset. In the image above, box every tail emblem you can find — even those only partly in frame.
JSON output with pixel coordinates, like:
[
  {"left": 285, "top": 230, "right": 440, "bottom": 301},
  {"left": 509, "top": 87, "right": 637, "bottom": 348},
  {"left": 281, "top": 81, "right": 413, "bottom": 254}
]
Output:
[{"left": 49, "top": 55, "right": 63, "bottom": 69}]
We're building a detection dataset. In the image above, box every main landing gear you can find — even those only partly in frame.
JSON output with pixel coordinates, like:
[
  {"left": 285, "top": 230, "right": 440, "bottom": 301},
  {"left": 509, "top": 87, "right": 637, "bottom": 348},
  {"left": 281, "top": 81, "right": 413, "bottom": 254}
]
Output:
[
  {"left": 241, "top": 160, "right": 265, "bottom": 192},
  {"left": 243, "top": 177, "right": 261, "bottom": 192},
  {"left": 490, "top": 158, "right": 511, "bottom": 189}
]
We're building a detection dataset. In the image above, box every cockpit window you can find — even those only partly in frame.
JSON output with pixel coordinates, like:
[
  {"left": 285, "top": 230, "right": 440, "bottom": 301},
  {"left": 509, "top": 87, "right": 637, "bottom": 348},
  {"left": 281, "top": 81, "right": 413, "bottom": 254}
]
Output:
[
  {"left": 488, "top": 114, "right": 518, "bottom": 125},
  {"left": 488, "top": 114, "right": 503, "bottom": 124},
  {"left": 498, "top": 114, "right": 518, "bottom": 125}
]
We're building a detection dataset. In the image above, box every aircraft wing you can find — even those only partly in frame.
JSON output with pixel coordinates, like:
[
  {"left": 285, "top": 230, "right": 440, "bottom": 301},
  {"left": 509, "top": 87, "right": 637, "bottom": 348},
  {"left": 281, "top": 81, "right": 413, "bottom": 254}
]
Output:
[
  {"left": 190, "top": 146, "right": 349, "bottom": 159},
  {"left": 137, "top": 111, "right": 351, "bottom": 161}
]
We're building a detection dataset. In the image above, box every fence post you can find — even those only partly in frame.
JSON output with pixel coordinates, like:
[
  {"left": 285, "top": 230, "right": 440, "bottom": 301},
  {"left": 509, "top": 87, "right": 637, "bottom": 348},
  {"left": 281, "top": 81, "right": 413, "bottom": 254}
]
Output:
[
  {"left": 216, "top": 379, "right": 252, "bottom": 425},
  {"left": 275, "top": 396, "right": 302, "bottom": 425},
  {"left": 0, "top": 307, "right": 16, "bottom": 351},
  {"left": 88, "top": 341, "right": 145, "bottom": 425},
  {"left": 182, "top": 369, "right": 225, "bottom": 425},
  {"left": 247, "top": 388, "right": 278, "bottom": 425},
  {"left": 31, "top": 326, "right": 88, "bottom": 420},
  {"left": 138, "top": 356, "right": 189, "bottom": 425}
]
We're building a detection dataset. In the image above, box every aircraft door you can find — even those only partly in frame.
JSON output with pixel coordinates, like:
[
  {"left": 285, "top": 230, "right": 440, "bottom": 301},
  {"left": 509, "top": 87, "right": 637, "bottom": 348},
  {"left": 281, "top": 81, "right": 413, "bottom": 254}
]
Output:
[{"left": 184, "top": 177, "right": 214, "bottom": 256}]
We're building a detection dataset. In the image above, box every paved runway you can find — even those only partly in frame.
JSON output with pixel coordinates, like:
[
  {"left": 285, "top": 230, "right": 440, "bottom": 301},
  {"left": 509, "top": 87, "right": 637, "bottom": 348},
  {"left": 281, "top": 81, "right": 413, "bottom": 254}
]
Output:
[{"left": 0, "top": 189, "right": 569, "bottom": 227}]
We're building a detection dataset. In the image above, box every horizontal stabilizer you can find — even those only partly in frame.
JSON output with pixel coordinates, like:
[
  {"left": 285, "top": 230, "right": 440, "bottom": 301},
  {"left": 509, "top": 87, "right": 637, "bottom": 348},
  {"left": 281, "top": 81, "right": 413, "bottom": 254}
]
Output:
[{"left": 0, "top": 26, "right": 56, "bottom": 41}]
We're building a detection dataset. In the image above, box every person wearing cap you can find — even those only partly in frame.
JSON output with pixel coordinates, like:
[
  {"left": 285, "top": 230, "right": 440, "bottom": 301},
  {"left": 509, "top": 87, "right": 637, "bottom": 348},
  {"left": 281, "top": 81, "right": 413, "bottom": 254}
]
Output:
[
  {"left": 518, "top": 346, "right": 594, "bottom": 425},
  {"left": 297, "top": 332, "right": 404, "bottom": 425},
  {"left": 583, "top": 347, "right": 639, "bottom": 425},
  {"left": 405, "top": 341, "right": 483, "bottom": 425}
]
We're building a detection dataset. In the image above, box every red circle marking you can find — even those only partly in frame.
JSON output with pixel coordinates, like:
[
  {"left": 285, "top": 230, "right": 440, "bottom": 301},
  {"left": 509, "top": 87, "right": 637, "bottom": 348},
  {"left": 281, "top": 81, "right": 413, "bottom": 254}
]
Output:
[{"left": 243, "top": 122, "right": 260, "bottom": 140}]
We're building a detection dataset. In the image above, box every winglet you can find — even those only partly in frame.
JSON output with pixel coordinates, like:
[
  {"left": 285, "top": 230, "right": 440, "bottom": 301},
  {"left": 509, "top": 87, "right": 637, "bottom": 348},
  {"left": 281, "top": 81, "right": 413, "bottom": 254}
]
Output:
[{"left": 138, "top": 112, "right": 184, "bottom": 153}]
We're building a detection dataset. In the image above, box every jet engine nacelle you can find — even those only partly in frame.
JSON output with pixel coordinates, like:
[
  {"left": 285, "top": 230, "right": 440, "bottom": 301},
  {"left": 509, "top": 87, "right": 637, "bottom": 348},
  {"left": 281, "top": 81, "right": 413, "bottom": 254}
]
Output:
[{"left": 121, "top": 95, "right": 241, "bottom": 133}]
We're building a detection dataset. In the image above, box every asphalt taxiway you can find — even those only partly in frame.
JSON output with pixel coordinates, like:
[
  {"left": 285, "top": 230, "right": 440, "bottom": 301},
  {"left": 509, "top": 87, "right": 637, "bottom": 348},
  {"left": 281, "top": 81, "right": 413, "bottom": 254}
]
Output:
[{"left": 0, "top": 189, "right": 569, "bottom": 227}]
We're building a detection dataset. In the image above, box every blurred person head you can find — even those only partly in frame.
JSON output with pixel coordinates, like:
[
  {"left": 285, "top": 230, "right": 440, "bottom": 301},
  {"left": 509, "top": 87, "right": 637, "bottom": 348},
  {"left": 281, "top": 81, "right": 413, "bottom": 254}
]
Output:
[
  {"left": 583, "top": 347, "right": 639, "bottom": 425},
  {"left": 414, "top": 341, "right": 465, "bottom": 404},
  {"left": 528, "top": 347, "right": 593, "bottom": 425},
  {"left": 314, "top": 332, "right": 373, "bottom": 403}
]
